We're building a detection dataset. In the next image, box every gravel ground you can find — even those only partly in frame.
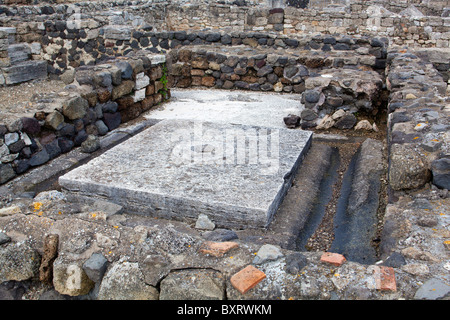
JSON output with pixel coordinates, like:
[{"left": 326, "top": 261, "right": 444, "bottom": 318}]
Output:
[
  {"left": 304, "top": 140, "right": 361, "bottom": 251},
  {"left": 0, "top": 79, "right": 66, "bottom": 124}
]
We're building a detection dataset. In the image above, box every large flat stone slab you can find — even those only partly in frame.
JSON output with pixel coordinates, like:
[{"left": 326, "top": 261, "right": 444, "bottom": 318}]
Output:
[
  {"left": 59, "top": 119, "right": 312, "bottom": 229},
  {"left": 145, "top": 89, "right": 303, "bottom": 128},
  {"left": 2, "top": 60, "right": 47, "bottom": 85}
]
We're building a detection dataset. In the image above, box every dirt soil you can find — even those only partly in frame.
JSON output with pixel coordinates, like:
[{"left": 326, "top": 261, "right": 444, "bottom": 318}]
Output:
[{"left": 0, "top": 79, "right": 66, "bottom": 124}]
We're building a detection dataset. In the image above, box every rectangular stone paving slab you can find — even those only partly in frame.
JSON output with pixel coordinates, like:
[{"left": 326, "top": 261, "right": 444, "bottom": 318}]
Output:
[
  {"left": 145, "top": 89, "right": 303, "bottom": 129},
  {"left": 59, "top": 119, "right": 312, "bottom": 229}
]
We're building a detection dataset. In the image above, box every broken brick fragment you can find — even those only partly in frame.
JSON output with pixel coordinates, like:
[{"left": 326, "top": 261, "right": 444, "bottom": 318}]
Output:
[
  {"left": 230, "top": 265, "right": 266, "bottom": 294},
  {"left": 320, "top": 252, "right": 346, "bottom": 266},
  {"left": 373, "top": 266, "right": 397, "bottom": 292},
  {"left": 199, "top": 241, "right": 239, "bottom": 257}
]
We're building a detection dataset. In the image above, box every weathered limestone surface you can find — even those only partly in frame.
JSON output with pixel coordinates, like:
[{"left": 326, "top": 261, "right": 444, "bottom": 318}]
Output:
[
  {"left": 59, "top": 119, "right": 312, "bottom": 229},
  {"left": 0, "top": 0, "right": 449, "bottom": 302},
  {"left": 146, "top": 88, "right": 303, "bottom": 128}
]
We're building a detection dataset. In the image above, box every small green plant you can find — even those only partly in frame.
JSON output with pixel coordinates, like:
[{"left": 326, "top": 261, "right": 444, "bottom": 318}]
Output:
[{"left": 158, "top": 63, "right": 169, "bottom": 99}]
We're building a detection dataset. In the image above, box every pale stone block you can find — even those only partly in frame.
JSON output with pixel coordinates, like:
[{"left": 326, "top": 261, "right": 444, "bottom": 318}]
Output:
[{"left": 59, "top": 119, "right": 312, "bottom": 229}]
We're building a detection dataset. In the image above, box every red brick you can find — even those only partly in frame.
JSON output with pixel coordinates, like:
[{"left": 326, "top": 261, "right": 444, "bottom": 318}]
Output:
[
  {"left": 230, "top": 265, "right": 266, "bottom": 295},
  {"left": 320, "top": 252, "right": 346, "bottom": 266},
  {"left": 199, "top": 241, "right": 239, "bottom": 257},
  {"left": 373, "top": 266, "right": 397, "bottom": 292}
]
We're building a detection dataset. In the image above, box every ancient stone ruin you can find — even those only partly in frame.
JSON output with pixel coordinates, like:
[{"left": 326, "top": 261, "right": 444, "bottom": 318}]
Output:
[{"left": 0, "top": 0, "right": 449, "bottom": 301}]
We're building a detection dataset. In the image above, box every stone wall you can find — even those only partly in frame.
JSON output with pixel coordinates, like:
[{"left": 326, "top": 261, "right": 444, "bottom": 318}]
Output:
[
  {"left": 164, "top": 2, "right": 450, "bottom": 48},
  {"left": 0, "top": 1, "right": 447, "bottom": 94},
  {"left": 167, "top": 39, "right": 385, "bottom": 129},
  {"left": 167, "top": 39, "right": 386, "bottom": 89},
  {"left": 0, "top": 27, "right": 47, "bottom": 85},
  {"left": 386, "top": 48, "right": 449, "bottom": 191},
  {"left": 367, "top": 0, "right": 449, "bottom": 17},
  {"left": 5, "top": 21, "right": 391, "bottom": 78},
  {"left": 0, "top": 0, "right": 449, "bottom": 51},
  {"left": 283, "top": 4, "right": 450, "bottom": 49},
  {"left": 0, "top": 51, "right": 169, "bottom": 185}
]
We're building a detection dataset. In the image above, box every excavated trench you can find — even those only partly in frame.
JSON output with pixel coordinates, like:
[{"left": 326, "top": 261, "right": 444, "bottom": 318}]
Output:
[
  {"left": 280, "top": 107, "right": 389, "bottom": 264},
  {"left": 295, "top": 146, "right": 340, "bottom": 251},
  {"left": 301, "top": 138, "right": 385, "bottom": 264}
]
